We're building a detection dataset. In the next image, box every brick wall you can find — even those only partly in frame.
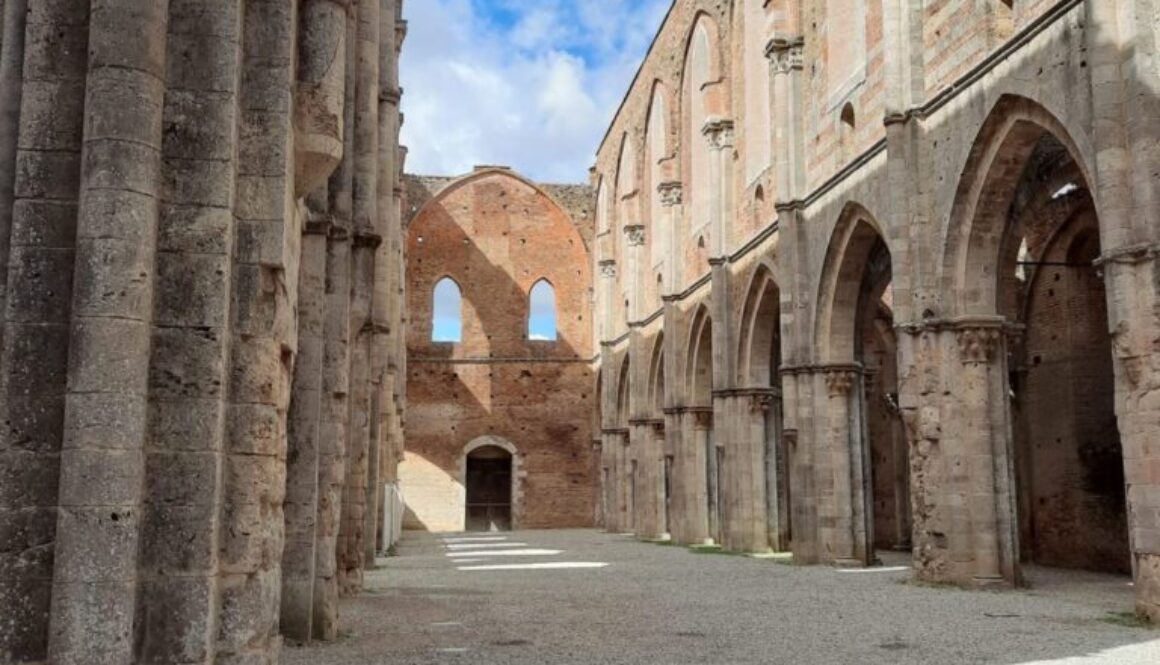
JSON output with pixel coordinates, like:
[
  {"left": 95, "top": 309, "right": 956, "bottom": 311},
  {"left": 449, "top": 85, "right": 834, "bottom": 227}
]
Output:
[{"left": 402, "top": 169, "right": 596, "bottom": 531}]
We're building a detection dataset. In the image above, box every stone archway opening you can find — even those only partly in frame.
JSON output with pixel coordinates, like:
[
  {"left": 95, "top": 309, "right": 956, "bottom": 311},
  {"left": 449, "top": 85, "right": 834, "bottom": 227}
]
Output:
[
  {"left": 738, "top": 266, "right": 789, "bottom": 552},
  {"left": 816, "top": 210, "right": 905, "bottom": 565},
  {"left": 687, "top": 309, "right": 718, "bottom": 544},
  {"left": 999, "top": 135, "right": 1128, "bottom": 575},
  {"left": 465, "top": 445, "right": 514, "bottom": 532},
  {"left": 855, "top": 238, "right": 909, "bottom": 553}
]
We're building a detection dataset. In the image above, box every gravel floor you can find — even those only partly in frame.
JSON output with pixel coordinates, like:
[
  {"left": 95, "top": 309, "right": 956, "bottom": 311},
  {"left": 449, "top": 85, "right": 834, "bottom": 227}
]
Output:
[{"left": 284, "top": 529, "right": 1159, "bottom": 664}]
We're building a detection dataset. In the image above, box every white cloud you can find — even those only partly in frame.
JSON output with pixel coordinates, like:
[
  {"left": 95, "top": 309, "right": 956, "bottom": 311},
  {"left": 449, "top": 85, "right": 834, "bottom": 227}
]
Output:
[{"left": 400, "top": 0, "right": 670, "bottom": 183}]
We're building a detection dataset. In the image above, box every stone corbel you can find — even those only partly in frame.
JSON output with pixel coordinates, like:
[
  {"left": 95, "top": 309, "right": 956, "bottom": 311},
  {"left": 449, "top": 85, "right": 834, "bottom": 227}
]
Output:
[
  {"left": 294, "top": 0, "right": 350, "bottom": 197},
  {"left": 658, "top": 181, "right": 683, "bottom": 207},
  {"left": 750, "top": 393, "right": 775, "bottom": 413},
  {"left": 765, "top": 36, "right": 805, "bottom": 74},
  {"left": 824, "top": 368, "right": 858, "bottom": 397},
  {"left": 624, "top": 224, "right": 646, "bottom": 247},
  {"left": 955, "top": 327, "right": 1002, "bottom": 365},
  {"left": 691, "top": 407, "right": 714, "bottom": 430},
  {"left": 599, "top": 259, "right": 618, "bottom": 279},
  {"left": 702, "top": 117, "right": 735, "bottom": 150}
]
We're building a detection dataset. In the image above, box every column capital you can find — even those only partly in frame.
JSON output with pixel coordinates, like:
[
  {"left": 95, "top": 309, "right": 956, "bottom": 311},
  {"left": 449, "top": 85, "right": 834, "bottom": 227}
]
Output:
[
  {"left": 599, "top": 259, "right": 618, "bottom": 278},
  {"left": 658, "top": 181, "right": 683, "bottom": 206},
  {"left": 764, "top": 36, "right": 804, "bottom": 73},
  {"left": 702, "top": 117, "right": 735, "bottom": 149},
  {"left": 824, "top": 369, "right": 857, "bottom": 397},
  {"left": 623, "top": 224, "right": 646, "bottom": 247},
  {"left": 750, "top": 392, "right": 776, "bottom": 413},
  {"left": 956, "top": 326, "right": 1002, "bottom": 365}
]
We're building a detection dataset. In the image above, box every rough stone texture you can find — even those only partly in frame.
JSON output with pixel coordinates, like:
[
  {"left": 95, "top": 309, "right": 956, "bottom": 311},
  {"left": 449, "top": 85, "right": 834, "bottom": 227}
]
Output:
[
  {"left": 0, "top": 0, "right": 407, "bottom": 662},
  {"left": 400, "top": 168, "right": 596, "bottom": 533},
  {"left": 592, "top": 0, "right": 1160, "bottom": 624}
]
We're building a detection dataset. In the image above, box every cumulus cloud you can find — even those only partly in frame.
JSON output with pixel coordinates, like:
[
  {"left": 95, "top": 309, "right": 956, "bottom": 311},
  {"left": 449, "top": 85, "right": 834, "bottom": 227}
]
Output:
[{"left": 400, "top": 0, "right": 670, "bottom": 183}]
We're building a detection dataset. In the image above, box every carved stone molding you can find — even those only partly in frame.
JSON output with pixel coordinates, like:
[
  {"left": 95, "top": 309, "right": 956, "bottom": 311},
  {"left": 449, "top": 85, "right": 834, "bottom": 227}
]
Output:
[
  {"left": 750, "top": 393, "right": 775, "bottom": 413},
  {"left": 703, "top": 118, "right": 735, "bottom": 149},
  {"left": 624, "top": 224, "right": 646, "bottom": 247},
  {"left": 765, "top": 37, "right": 805, "bottom": 74},
  {"left": 693, "top": 409, "right": 714, "bottom": 430},
  {"left": 658, "top": 180, "right": 683, "bottom": 207},
  {"left": 599, "top": 259, "right": 618, "bottom": 279},
  {"left": 956, "top": 327, "right": 1002, "bottom": 364},
  {"left": 824, "top": 370, "right": 857, "bottom": 397}
]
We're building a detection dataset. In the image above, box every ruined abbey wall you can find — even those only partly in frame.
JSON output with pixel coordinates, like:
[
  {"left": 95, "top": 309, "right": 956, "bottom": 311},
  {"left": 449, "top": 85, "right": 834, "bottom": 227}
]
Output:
[
  {"left": 0, "top": 1, "right": 408, "bottom": 662},
  {"left": 400, "top": 169, "right": 596, "bottom": 532},
  {"left": 593, "top": 0, "right": 1160, "bottom": 623}
]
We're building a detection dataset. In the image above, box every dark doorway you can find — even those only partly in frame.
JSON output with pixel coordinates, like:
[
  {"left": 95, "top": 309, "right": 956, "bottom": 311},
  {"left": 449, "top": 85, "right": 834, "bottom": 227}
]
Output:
[{"left": 465, "top": 446, "right": 513, "bottom": 531}]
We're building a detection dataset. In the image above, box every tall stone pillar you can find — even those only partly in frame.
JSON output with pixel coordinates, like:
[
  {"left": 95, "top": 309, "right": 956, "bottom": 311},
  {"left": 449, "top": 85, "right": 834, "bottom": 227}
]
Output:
[
  {"left": 312, "top": 0, "right": 358, "bottom": 638},
  {"left": 674, "top": 408, "right": 712, "bottom": 545},
  {"left": 820, "top": 366, "right": 871, "bottom": 566},
  {"left": 281, "top": 216, "right": 329, "bottom": 642},
  {"left": 339, "top": 0, "right": 381, "bottom": 596},
  {"left": 704, "top": 120, "right": 735, "bottom": 257},
  {"left": 216, "top": 0, "right": 301, "bottom": 660},
  {"left": 650, "top": 420, "right": 668, "bottom": 538},
  {"left": 720, "top": 390, "right": 775, "bottom": 552},
  {"left": 0, "top": 0, "right": 26, "bottom": 356},
  {"left": 49, "top": 4, "right": 167, "bottom": 662},
  {"left": 954, "top": 324, "right": 1011, "bottom": 585},
  {"left": 0, "top": 2, "right": 88, "bottom": 659}
]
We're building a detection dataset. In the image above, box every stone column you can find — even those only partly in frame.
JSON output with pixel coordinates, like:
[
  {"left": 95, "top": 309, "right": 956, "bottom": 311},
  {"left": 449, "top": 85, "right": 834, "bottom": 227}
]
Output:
[
  {"left": 0, "top": 2, "right": 88, "bottom": 659},
  {"left": 765, "top": 38, "right": 805, "bottom": 202},
  {"left": 703, "top": 119, "right": 735, "bottom": 257},
  {"left": 49, "top": 4, "right": 167, "bottom": 662},
  {"left": 954, "top": 324, "right": 1007, "bottom": 585},
  {"left": 658, "top": 182, "right": 682, "bottom": 292},
  {"left": 0, "top": 0, "right": 25, "bottom": 355},
  {"left": 675, "top": 408, "right": 712, "bottom": 545},
  {"left": 629, "top": 418, "right": 656, "bottom": 537},
  {"left": 650, "top": 420, "right": 668, "bottom": 538},
  {"left": 368, "top": 0, "right": 400, "bottom": 567},
  {"left": 312, "top": 0, "right": 358, "bottom": 638},
  {"left": 723, "top": 390, "right": 775, "bottom": 553},
  {"left": 281, "top": 216, "right": 329, "bottom": 642},
  {"left": 216, "top": 0, "right": 300, "bottom": 660},
  {"left": 624, "top": 225, "right": 644, "bottom": 322},
  {"left": 821, "top": 367, "right": 866, "bottom": 566},
  {"left": 339, "top": 0, "right": 381, "bottom": 596}
]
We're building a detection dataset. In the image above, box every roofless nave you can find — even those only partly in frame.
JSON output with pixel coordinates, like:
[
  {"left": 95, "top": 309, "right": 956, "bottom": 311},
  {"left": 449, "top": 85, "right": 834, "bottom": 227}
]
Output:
[{"left": 1, "top": 1, "right": 1160, "bottom": 664}]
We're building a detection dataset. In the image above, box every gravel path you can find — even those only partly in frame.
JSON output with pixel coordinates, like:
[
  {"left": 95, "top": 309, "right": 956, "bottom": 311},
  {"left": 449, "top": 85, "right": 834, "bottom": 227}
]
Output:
[{"left": 284, "top": 530, "right": 1159, "bottom": 664}]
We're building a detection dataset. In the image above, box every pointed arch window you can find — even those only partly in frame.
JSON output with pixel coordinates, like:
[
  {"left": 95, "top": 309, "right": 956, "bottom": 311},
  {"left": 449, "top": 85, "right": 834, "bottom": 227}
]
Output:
[
  {"left": 432, "top": 277, "right": 462, "bottom": 343},
  {"left": 528, "top": 280, "right": 558, "bottom": 342}
]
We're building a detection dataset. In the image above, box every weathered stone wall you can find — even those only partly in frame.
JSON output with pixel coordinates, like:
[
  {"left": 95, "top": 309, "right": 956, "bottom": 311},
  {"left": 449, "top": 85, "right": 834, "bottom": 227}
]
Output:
[
  {"left": 593, "top": 0, "right": 1160, "bottom": 624},
  {"left": 0, "top": 1, "right": 408, "bottom": 662},
  {"left": 400, "top": 168, "right": 596, "bottom": 532}
]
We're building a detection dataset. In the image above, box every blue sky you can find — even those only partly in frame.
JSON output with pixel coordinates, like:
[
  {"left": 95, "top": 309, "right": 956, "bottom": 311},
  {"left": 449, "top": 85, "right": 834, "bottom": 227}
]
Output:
[
  {"left": 400, "top": 0, "right": 671, "bottom": 183},
  {"left": 432, "top": 278, "right": 559, "bottom": 343}
]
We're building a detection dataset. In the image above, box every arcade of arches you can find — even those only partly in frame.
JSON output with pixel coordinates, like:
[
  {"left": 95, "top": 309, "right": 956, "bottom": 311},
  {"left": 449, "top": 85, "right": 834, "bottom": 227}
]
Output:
[
  {"left": 592, "top": 0, "right": 1160, "bottom": 624},
  {"left": 3, "top": 2, "right": 1160, "bottom": 663}
]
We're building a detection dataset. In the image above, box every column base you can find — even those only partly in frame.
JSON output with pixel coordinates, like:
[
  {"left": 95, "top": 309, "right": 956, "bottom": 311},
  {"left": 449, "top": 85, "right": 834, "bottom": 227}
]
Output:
[
  {"left": 833, "top": 558, "right": 866, "bottom": 568},
  {"left": 972, "top": 575, "right": 1008, "bottom": 589}
]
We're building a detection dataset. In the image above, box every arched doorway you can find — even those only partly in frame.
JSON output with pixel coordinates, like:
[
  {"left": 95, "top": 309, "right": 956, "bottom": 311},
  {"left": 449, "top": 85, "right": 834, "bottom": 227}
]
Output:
[
  {"left": 461, "top": 437, "right": 520, "bottom": 532},
  {"left": 990, "top": 135, "right": 1126, "bottom": 574},
  {"left": 945, "top": 95, "right": 1127, "bottom": 582},
  {"left": 815, "top": 207, "right": 905, "bottom": 564},
  {"left": 738, "top": 265, "right": 789, "bottom": 551},
  {"left": 687, "top": 307, "right": 717, "bottom": 544},
  {"left": 465, "top": 446, "right": 513, "bottom": 532}
]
